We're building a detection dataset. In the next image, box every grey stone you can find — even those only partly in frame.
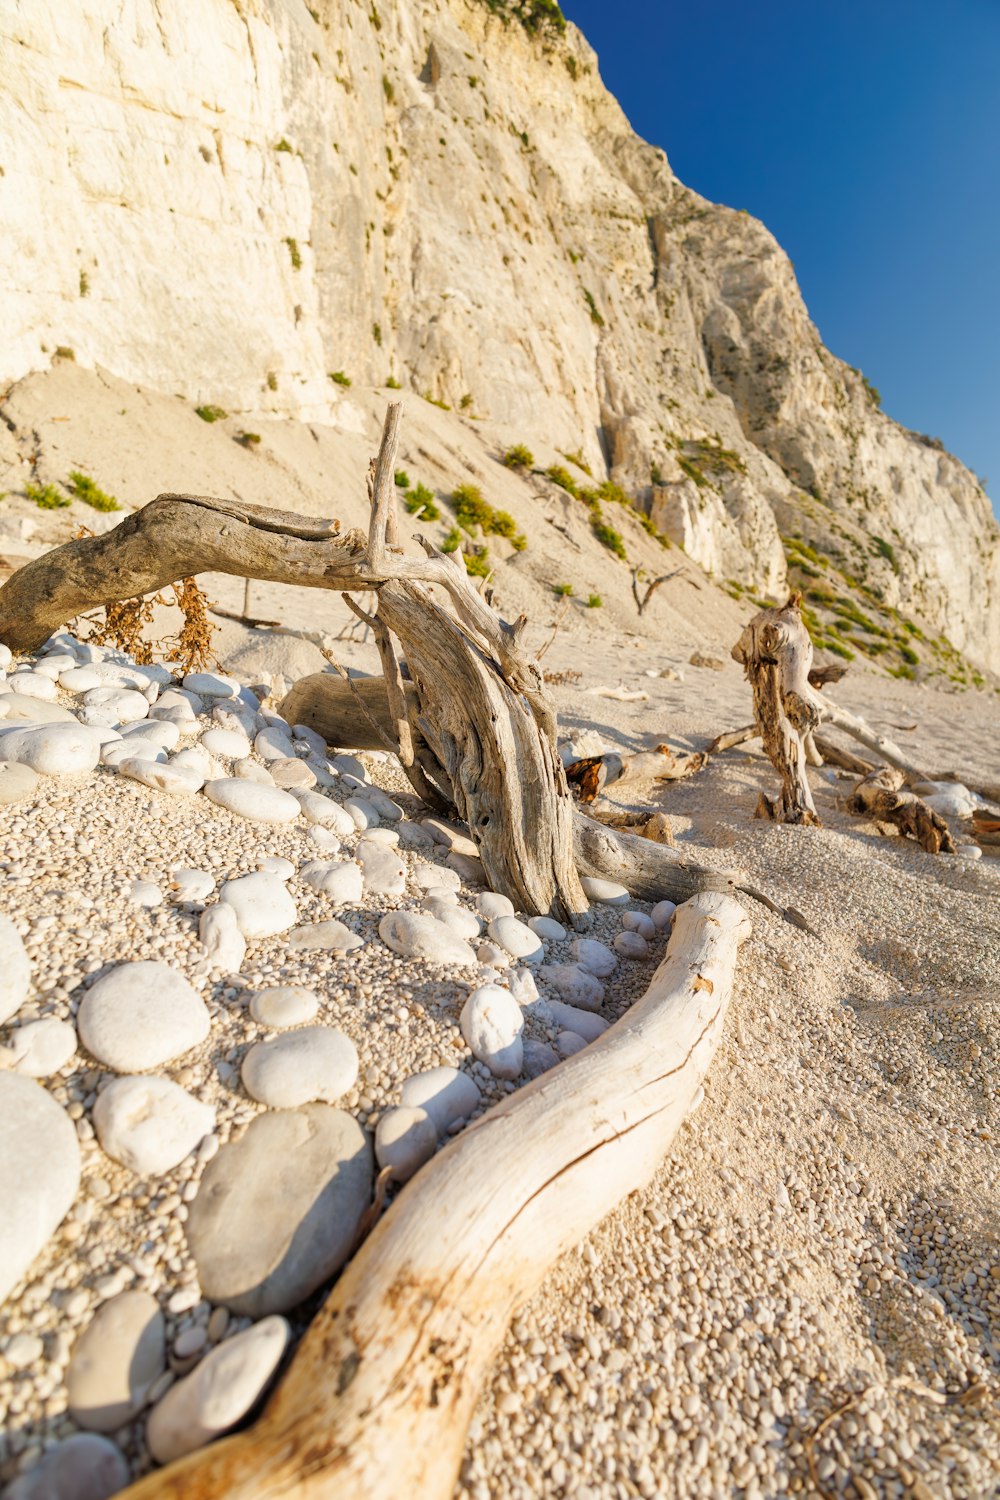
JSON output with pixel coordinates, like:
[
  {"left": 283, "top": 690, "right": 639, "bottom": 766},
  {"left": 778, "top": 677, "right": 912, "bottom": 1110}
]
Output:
[
  {"left": 186, "top": 1106, "right": 374, "bottom": 1315},
  {"left": 67, "top": 1290, "right": 165, "bottom": 1432},
  {"left": 0, "top": 1073, "right": 80, "bottom": 1305},
  {"left": 0, "top": 912, "right": 31, "bottom": 1024},
  {"left": 3, "top": 1434, "right": 130, "bottom": 1500}
]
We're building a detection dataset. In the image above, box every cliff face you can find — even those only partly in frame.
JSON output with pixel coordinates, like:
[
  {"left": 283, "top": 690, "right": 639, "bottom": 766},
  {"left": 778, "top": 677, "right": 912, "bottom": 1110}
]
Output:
[{"left": 2, "top": 0, "right": 997, "bottom": 667}]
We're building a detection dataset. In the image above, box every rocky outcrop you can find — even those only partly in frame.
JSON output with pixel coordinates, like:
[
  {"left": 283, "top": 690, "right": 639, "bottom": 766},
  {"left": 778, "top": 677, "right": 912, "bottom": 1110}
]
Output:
[{"left": 1, "top": 0, "right": 996, "bottom": 665}]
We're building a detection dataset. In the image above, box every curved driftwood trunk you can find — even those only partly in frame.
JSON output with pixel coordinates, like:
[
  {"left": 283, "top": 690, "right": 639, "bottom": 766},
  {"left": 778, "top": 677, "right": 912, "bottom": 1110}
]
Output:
[
  {"left": 0, "top": 405, "right": 586, "bottom": 922},
  {"left": 116, "top": 891, "right": 750, "bottom": 1500}
]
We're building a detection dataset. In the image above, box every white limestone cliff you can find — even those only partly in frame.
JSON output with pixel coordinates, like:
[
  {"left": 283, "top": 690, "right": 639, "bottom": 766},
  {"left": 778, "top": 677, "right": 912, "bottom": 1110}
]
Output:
[{"left": 1, "top": 0, "right": 996, "bottom": 666}]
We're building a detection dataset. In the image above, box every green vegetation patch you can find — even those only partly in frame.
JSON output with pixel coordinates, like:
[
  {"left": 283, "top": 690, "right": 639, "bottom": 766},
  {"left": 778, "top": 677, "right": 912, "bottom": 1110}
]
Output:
[
  {"left": 195, "top": 404, "right": 228, "bottom": 423},
  {"left": 68, "top": 471, "right": 119, "bottom": 511},
  {"left": 26, "top": 482, "right": 69, "bottom": 510},
  {"left": 502, "top": 443, "right": 534, "bottom": 470}
]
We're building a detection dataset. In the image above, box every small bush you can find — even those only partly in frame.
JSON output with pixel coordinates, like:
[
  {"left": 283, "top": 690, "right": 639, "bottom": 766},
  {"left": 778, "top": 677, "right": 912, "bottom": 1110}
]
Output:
[
  {"left": 460, "top": 393, "right": 473, "bottom": 410},
  {"left": 502, "top": 443, "right": 534, "bottom": 470},
  {"left": 195, "top": 404, "right": 228, "bottom": 423},
  {"left": 562, "top": 448, "right": 592, "bottom": 476},
  {"left": 382, "top": 74, "right": 395, "bottom": 104},
  {"left": 553, "top": 582, "right": 573, "bottom": 597},
  {"left": 394, "top": 470, "right": 410, "bottom": 489},
  {"left": 68, "top": 471, "right": 119, "bottom": 512},
  {"left": 79, "top": 271, "right": 90, "bottom": 297},
  {"left": 586, "top": 593, "right": 602, "bottom": 608},
  {"left": 236, "top": 432, "right": 261, "bottom": 449},
  {"left": 26, "top": 482, "right": 69, "bottom": 510},
  {"left": 595, "top": 479, "right": 628, "bottom": 506},
  {"left": 404, "top": 483, "right": 440, "bottom": 520},
  {"left": 441, "top": 526, "right": 461, "bottom": 553},
  {"left": 862, "top": 374, "right": 881, "bottom": 408},
  {"left": 385, "top": 375, "right": 401, "bottom": 389},
  {"left": 54, "top": 346, "right": 75, "bottom": 362},
  {"left": 593, "top": 521, "right": 627, "bottom": 560},
  {"left": 284, "top": 236, "right": 302, "bottom": 270},
  {"left": 328, "top": 371, "right": 351, "bottom": 387},
  {"left": 583, "top": 289, "right": 604, "bottom": 327},
  {"left": 545, "top": 464, "right": 579, "bottom": 497},
  {"left": 451, "top": 484, "right": 523, "bottom": 546},
  {"left": 373, "top": 322, "right": 382, "bottom": 345},
  {"left": 510, "top": 532, "right": 528, "bottom": 551},
  {"left": 275, "top": 138, "right": 293, "bottom": 153},
  {"left": 422, "top": 390, "right": 451, "bottom": 410},
  {"left": 464, "top": 548, "right": 491, "bottom": 578},
  {"left": 266, "top": 372, "right": 278, "bottom": 391},
  {"left": 650, "top": 463, "right": 664, "bottom": 485}
]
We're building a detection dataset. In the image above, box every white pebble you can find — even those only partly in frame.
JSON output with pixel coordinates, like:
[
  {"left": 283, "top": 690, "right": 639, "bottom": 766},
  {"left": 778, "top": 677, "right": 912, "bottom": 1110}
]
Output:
[{"left": 460, "top": 985, "right": 524, "bottom": 1079}]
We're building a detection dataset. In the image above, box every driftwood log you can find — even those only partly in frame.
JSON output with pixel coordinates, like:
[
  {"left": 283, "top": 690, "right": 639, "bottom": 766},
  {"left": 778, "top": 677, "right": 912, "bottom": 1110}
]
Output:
[
  {"left": 847, "top": 767, "right": 956, "bottom": 854},
  {"left": 115, "top": 891, "right": 751, "bottom": 1500}
]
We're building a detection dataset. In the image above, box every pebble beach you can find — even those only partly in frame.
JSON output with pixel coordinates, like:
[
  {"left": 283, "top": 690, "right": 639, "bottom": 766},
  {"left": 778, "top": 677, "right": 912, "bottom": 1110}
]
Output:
[{"left": 0, "top": 612, "right": 997, "bottom": 1500}]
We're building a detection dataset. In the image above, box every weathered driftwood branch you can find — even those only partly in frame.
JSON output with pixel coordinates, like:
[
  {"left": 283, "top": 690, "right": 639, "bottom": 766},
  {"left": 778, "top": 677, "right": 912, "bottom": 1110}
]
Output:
[
  {"left": 565, "top": 745, "right": 708, "bottom": 803},
  {"left": 847, "top": 767, "right": 956, "bottom": 854},
  {"left": 631, "top": 566, "right": 682, "bottom": 615},
  {"left": 117, "top": 892, "right": 751, "bottom": 1500}
]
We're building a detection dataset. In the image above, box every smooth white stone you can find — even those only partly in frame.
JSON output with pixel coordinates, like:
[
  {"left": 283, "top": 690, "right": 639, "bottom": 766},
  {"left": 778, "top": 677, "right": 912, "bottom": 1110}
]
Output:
[
  {"left": 146, "top": 1316, "right": 290, "bottom": 1464},
  {"left": 259, "top": 855, "right": 295, "bottom": 880},
  {"left": 357, "top": 839, "right": 406, "bottom": 895},
  {"left": 651, "top": 899, "right": 677, "bottom": 930},
  {"left": 0, "top": 912, "right": 31, "bottom": 1024},
  {"left": 119, "top": 756, "right": 204, "bottom": 794},
  {"left": 3, "top": 1433, "right": 130, "bottom": 1500},
  {"left": 290, "top": 722, "right": 327, "bottom": 757},
  {"left": 198, "top": 904, "right": 247, "bottom": 973},
  {"left": 171, "top": 745, "right": 217, "bottom": 779},
  {"left": 212, "top": 701, "right": 259, "bottom": 738},
  {"left": 80, "top": 686, "right": 149, "bottom": 724},
  {"left": 289, "top": 787, "right": 356, "bottom": 833},
  {"left": 330, "top": 753, "right": 368, "bottom": 781},
  {"left": 249, "top": 986, "right": 319, "bottom": 1029},
  {"left": 59, "top": 666, "right": 103, "bottom": 693},
  {"left": 423, "top": 897, "right": 481, "bottom": 939},
  {"left": 241, "top": 1026, "right": 358, "bottom": 1108},
  {"left": 476, "top": 940, "right": 510, "bottom": 968},
  {"left": 365, "top": 787, "right": 402, "bottom": 821},
  {"left": 614, "top": 929, "right": 650, "bottom": 959},
  {"left": 220, "top": 873, "right": 297, "bottom": 939},
  {"left": 396, "top": 819, "right": 435, "bottom": 848},
  {"left": 460, "top": 985, "right": 524, "bottom": 1079},
  {"left": 540, "top": 963, "right": 605, "bottom": 1011},
  {"left": 0, "top": 1073, "right": 80, "bottom": 1305},
  {"left": 269, "top": 756, "right": 316, "bottom": 790},
  {"left": 346, "top": 796, "right": 381, "bottom": 829},
  {"left": 8, "top": 1017, "right": 77, "bottom": 1076},
  {"left": 399, "top": 1067, "right": 481, "bottom": 1134},
  {"left": 545, "top": 1001, "right": 610, "bottom": 1042},
  {"left": 33, "top": 651, "right": 77, "bottom": 678},
  {"left": 378, "top": 911, "right": 477, "bottom": 967},
  {"left": 0, "top": 644, "right": 10, "bottom": 668},
  {"left": 0, "top": 761, "right": 39, "bottom": 804},
  {"left": 476, "top": 892, "right": 515, "bottom": 921},
  {"left": 102, "top": 739, "right": 165, "bottom": 769},
  {"left": 507, "top": 968, "right": 539, "bottom": 1005},
  {"left": 128, "top": 880, "right": 163, "bottom": 907},
  {"left": 363, "top": 826, "right": 400, "bottom": 847},
  {"left": 529, "top": 915, "right": 567, "bottom": 941},
  {"left": 204, "top": 778, "right": 299, "bottom": 824},
  {"left": 286, "top": 920, "right": 364, "bottom": 953},
  {"left": 422, "top": 885, "right": 459, "bottom": 905},
  {"left": 410, "top": 861, "right": 461, "bottom": 892},
  {"left": 170, "top": 868, "right": 215, "bottom": 902},
  {"left": 8, "top": 670, "right": 57, "bottom": 700},
  {"left": 572, "top": 937, "right": 618, "bottom": 977},
  {"left": 622, "top": 910, "right": 657, "bottom": 940},
  {"left": 233, "top": 756, "right": 274, "bottom": 784},
  {"left": 488, "top": 915, "right": 544, "bottom": 964},
  {"left": 254, "top": 726, "right": 296, "bottom": 762},
  {"left": 67, "top": 1290, "right": 165, "bottom": 1433},
  {"left": 308, "top": 825, "right": 339, "bottom": 852},
  {"left": 375, "top": 1106, "right": 437, "bottom": 1182},
  {"left": 184, "top": 671, "right": 236, "bottom": 698},
  {"left": 78, "top": 962, "right": 210, "bottom": 1072},
  {"left": 94, "top": 1076, "right": 215, "bottom": 1175},
  {"left": 201, "top": 726, "right": 251, "bottom": 758},
  {"left": 0, "top": 722, "right": 104, "bottom": 775},
  {"left": 580, "top": 876, "right": 630, "bottom": 905},
  {"left": 556, "top": 1031, "right": 587, "bottom": 1057},
  {"left": 0, "top": 693, "right": 76, "bottom": 723},
  {"left": 447, "top": 850, "right": 483, "bottom": 884},
  {"left": 299, "top": 859, "right": 363, "bottom": 904}
]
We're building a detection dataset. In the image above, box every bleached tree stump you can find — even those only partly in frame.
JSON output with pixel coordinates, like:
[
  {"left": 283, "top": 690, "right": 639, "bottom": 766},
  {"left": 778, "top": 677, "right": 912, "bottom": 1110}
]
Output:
[
  {"left": 847, "top": 767, "right": 956, "bottom": 854},
  {"left": 116, "top": 892, "right": 751, "bottom": 1500}
]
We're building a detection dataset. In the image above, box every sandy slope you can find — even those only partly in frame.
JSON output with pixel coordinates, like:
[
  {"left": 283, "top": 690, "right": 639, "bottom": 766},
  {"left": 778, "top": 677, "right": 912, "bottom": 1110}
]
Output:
[{"left": 0, "top": 370, "right": 997, "bottom": 1499}]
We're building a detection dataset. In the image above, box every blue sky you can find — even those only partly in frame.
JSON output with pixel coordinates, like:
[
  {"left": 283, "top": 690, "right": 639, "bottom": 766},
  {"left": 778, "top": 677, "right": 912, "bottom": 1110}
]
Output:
[{"left": 561, "top": 0, "right": 1000, "bottom": 518}]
